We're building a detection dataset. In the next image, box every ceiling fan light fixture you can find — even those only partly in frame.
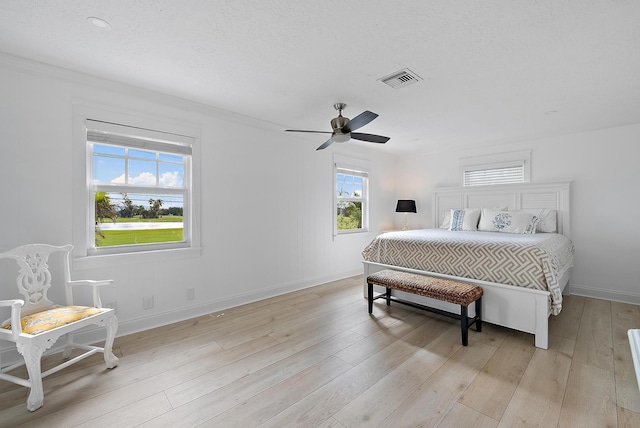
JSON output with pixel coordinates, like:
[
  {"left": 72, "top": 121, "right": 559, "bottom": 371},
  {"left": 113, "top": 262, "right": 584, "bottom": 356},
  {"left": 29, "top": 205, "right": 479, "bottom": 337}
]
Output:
[
  {"left": 333, "top": 133, "right": 350, "bottom": 143},
  {"left": 87, "top": 16, "right": 111, "bottom": 30}
]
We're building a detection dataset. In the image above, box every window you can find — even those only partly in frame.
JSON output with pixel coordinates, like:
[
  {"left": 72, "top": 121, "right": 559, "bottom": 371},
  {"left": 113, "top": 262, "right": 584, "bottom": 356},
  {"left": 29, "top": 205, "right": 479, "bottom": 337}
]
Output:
[
  {"left": 86, "top": 120, "right": 194, "bottom": 254},
  {"left": 334, "top": 156, "right": 369, "bottom": 234},
  {"left": 460, "top": 150, "right": 531, "bottom": 187}
]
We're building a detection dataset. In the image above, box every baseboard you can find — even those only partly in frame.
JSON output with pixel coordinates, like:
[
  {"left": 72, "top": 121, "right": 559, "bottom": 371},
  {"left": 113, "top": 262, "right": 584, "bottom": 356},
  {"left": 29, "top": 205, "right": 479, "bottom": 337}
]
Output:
[
  {"left": 569, "top": 283, "right": 640, "bottom": 305},
  {"left": 0, "top": 268, "right": 363, "bottom": 367}
]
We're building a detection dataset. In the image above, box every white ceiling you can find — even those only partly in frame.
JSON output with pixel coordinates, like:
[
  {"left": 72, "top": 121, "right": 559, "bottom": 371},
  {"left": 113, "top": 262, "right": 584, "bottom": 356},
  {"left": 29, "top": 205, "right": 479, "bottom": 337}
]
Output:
[{"left": 1, "top": 0, "right": 639, "bottom": 155}]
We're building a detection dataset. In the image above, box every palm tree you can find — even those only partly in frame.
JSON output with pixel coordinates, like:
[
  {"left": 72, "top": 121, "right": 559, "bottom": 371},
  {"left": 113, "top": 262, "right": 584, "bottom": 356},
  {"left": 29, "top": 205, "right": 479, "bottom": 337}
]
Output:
[
  {"left": 119, "top": 193, "right": 134, "bottom": 218},
  {"left": 148, "top": 198, "right": 164, "bottom": 218},
  {"left": 95, "top": 192, "right": 117, "bottom": 239},
  {"left": 96, "top": 192, "right": 117, "bottom": 223}
]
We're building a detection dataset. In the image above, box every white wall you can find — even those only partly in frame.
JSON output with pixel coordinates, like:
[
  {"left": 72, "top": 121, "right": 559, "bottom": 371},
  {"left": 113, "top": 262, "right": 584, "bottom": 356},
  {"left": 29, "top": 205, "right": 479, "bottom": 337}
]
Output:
[
  {"left": 395, "top": 124, "right": 640, "bottom": 304},
  {"left": 0, "top": 55, "right": 398, "bottom": 349}
]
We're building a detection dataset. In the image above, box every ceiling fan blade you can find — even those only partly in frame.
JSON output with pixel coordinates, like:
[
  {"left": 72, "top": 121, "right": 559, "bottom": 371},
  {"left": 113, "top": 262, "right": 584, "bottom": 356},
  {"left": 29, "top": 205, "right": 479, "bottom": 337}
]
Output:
[
  {"left": 350, "top": 133, "right": 390, "bottom": 144},
  {"left": 341, "top": 110, "right": 378, "bottom": 133},
  {"left": 316, "top": 137, "right": 335, "bottom": 151},
  {"left": 285, "top": 129, "right": 332, "bottom": 134}
]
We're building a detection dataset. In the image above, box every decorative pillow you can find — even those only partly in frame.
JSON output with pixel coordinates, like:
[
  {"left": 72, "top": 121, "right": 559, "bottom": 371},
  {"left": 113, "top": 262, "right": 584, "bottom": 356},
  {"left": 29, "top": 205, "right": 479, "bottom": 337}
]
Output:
[
  {"left": 440, "top": 206, "right": 507, "bottom": 230},
  {"left": 522, "top": 208, "right": 557, "bottom": 233},
  {"left": 449, "top": 208, "right": 481, "bottom": 231},
  {"left": 440, "top": 211, "right": 452, "bottom": 229},
  {"left": 478, "top": 209, "right": 539, "bottom": 234}
]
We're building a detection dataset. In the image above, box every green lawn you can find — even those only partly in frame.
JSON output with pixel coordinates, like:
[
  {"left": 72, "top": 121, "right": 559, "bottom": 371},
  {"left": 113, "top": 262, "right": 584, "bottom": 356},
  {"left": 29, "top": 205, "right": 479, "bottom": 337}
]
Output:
[{"left": 96, "top": 228, "right": 183, "bottom": 246}]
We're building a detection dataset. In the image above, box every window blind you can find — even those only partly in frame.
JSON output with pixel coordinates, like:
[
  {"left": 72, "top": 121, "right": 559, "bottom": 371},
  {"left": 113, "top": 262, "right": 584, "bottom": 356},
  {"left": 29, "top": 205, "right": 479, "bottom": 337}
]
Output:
[
  {"left": 86, "top": 119, "right": 193, "bottom": 155},
  {"left": 336, "top": 167, "right": 368, "bottom": 178},
  {"left": 463, "top": 163, "right": 525, "bottom": 187}
]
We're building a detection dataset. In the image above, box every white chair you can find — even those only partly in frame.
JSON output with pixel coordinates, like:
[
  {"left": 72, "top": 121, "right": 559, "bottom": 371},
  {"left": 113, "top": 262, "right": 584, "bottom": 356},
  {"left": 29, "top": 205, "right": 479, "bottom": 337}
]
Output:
[{"left": 0, "top": 244, "right": 118, "bottom": 411}]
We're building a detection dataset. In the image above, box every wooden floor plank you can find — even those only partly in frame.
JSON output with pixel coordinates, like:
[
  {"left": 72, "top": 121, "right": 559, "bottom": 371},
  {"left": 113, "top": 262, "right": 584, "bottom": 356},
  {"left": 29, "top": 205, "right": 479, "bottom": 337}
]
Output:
[
  {"left": 202, "top": 356, "right": 353, "bottom": 427},
  {"left": 347, "top": 303, "right": 424, "bottom": 338},
  {"left": 332, "top": 324, "right": 461, "bottom": 427},
  {"left": 334, "top": 311, "right": 443, "bottom": 367},
  {"left": 73, "top": 392, "right": 173, "bottom": 428},
  {"left": 268, "top": 299, "right": 386, "bottom": 344},
  {"left": 437, "top": 402, "right": 499, "bottom": 428},
  {"left": 497, "top": 334, "right": 574, "bottom": 428},
  {"left": 140, "top": 331, "right": 361, "bottom": 427},
  {"left": 214, "top": 304, "right": 337, "bottom": 349},
  {"left": 611, "top": 301, "right": 640, "bottom": 412},
  {"left": 557, "top": 361, "right": 616, "bottom": 428},
  {"left": 256, "top": 335, "right": 433, "bottom": 427},
  {"left": 315, "top": 416, "right": 348, "bottom": 428},
  {"left": 573, "top": 297, "right": 614, "bottom": 372},
  {"left": 376, "top": 342, "right": 496, "bottom": 428},
  {"left": 11, "top": 391, "right": 168, "bottom": 428},
  {"left": 618, "top": 406, "right": 640, "bottom": 428},
  {"left": 114, "top": 302, "right": 298, "bottom": 356},
  {"left": 2, "top": 335, "right": 277, "bottom": 427},
  {"left": 459, "top": 331, "right": 535, "bottom": 420},
  {"left": 164, "top": 327, "right": 364, "bottom": 408},
  {"left": 548, "top": 294, "right": 586, "bottom": 340}
]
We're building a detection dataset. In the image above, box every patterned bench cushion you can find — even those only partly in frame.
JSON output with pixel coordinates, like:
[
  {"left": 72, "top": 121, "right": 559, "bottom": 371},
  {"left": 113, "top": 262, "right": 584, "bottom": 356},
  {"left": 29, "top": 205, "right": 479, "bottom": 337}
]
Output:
[{"left": 367, "top": 269, "right": 483, "bottom": 307}]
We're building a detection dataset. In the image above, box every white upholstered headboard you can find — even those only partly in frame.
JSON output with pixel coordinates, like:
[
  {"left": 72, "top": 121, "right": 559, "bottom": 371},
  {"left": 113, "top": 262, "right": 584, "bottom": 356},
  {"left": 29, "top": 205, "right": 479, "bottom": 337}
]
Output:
[{"left": 433, "top": 181, "right": 572, "bottom": 237}]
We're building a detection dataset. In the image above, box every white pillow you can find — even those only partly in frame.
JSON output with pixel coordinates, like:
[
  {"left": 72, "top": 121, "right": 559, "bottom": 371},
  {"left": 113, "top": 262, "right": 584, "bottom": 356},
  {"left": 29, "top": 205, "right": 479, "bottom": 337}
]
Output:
[
  {"left": 440, "top": 206, "right": 507, "bottom": 230},
  {"left": 522, "top": 208, "right": 557, "bottom": 233},
  {"left": 440, "top": 212, "right": 452, "bottom": 229},
  {"left": 478, "top": 209, "right": 539, "bottom": 234},
  {"left": 449, "top": 208, "right": 481, "bottom": 231}
]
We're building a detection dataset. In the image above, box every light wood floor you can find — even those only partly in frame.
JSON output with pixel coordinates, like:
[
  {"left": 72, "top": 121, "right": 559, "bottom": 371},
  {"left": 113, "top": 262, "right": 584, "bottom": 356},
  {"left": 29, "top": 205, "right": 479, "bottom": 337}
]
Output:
[{"left": 1, "top": 275, "right": 640, "bottom": 427}]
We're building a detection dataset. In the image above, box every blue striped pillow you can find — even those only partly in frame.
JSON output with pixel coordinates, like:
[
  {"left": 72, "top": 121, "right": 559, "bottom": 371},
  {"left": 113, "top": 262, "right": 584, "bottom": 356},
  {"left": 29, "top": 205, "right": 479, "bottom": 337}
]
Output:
[{"left": 449, "top": 208, "right": 481, "bottom": 231}]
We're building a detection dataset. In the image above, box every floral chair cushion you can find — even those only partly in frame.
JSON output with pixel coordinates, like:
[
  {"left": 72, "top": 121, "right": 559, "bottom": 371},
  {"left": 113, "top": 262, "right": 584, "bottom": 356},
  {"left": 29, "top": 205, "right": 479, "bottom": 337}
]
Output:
[{"left": 1, "top": 306, "right": 103, "bottom": 335}]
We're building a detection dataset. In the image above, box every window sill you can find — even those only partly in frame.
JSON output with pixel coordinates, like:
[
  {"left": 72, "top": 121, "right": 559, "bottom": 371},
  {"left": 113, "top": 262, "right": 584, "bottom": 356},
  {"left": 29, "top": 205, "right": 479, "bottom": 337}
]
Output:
[
  {"left": 73, "top": 247, "right": 202, "bottom": 270},
  {"left": 335, "top": 229, "right": 370, "bottom": 236}
]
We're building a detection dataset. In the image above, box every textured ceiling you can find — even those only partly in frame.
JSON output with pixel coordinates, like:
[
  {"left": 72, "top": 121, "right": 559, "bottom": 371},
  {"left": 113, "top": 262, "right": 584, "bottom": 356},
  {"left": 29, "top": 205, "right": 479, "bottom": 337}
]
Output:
[{"left": 1, "top": 0, "right": 639, "bottom": 155}]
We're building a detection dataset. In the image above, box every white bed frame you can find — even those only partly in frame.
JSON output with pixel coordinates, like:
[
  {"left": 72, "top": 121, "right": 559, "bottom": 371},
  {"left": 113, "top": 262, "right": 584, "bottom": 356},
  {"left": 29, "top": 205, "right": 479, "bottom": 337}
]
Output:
[{"left": 363, "top": 180, "right": 572, "bottom": 349}]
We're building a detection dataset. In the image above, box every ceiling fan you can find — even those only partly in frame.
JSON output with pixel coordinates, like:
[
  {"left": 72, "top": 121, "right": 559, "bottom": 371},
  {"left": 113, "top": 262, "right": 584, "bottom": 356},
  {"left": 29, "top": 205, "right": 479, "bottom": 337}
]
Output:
[{"left": 285, "top": 103, "right": 390, "bottom": 150}]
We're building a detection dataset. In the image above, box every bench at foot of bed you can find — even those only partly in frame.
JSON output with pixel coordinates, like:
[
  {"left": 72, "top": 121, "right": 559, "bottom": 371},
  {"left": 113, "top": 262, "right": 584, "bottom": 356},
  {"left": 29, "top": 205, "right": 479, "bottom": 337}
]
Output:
[{"left": 367, "top": 269, "right": 484, "bottom": 346}]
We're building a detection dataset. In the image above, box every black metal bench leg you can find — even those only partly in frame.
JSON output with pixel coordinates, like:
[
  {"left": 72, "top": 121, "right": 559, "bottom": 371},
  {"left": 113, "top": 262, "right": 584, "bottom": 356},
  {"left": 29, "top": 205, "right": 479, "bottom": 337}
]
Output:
[
  {"left": 368, "top": 282, "right": 373, "bottom": 314},
  {"left": 386, "top": 287, "right": 391, "bottom": 306},
  {"left": 461, "top": 305, "right": 469, "bottom": 346},
  {"left": 475, "top": 297, "right": 482, "bottom": 332}
]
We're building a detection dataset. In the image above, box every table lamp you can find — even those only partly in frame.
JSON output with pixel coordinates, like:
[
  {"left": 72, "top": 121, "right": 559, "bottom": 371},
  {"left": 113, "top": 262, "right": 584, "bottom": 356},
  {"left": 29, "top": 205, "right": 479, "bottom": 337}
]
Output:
[{"left": 396, "top": 200, "right": 417, "bottom": 230}]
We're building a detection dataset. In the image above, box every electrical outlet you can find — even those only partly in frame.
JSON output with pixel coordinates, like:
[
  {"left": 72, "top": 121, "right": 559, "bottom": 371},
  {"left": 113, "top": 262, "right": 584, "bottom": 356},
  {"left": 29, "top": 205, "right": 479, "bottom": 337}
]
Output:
[
  {"left": 187, "top": 288, "right": 195, "bottom": 301},
  {"left": 105, "top": 301, "right": 117, "bottom": 313},
  {"left": 143, "top": 295, "right": 154, "bottom": 310}
]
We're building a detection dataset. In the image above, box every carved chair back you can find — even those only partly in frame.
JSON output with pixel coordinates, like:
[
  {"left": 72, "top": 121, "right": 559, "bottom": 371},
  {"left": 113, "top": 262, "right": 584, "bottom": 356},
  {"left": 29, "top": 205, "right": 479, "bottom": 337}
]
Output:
[{"left": 0, "top": 244, "right": 73, "bottom": 317}]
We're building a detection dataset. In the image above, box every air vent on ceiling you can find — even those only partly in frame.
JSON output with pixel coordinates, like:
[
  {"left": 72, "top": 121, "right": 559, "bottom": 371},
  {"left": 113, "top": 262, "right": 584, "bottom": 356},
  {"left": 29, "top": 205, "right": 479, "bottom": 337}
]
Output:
[{"left": 379, "top": 68, "right": 422, "bottom": 89}]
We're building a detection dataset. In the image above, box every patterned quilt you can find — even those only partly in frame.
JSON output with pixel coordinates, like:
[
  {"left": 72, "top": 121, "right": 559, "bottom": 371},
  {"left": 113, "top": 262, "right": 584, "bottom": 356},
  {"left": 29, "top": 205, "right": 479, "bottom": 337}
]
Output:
[{"left": 362, "top": 229, "right": 574, "bottom": 315}]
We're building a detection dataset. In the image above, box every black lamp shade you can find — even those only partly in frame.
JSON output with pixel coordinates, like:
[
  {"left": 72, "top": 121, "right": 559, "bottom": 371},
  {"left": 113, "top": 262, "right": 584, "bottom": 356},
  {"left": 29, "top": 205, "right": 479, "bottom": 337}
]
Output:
[{"left": 396, "top": 200, "right": 417, "bottom": 213}]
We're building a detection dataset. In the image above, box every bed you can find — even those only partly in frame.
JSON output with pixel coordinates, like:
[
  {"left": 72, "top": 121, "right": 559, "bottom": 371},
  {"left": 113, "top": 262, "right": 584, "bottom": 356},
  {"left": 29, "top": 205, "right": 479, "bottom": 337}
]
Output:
[{"left": 362, "top": 181, "right": 573, "bottom": 349}]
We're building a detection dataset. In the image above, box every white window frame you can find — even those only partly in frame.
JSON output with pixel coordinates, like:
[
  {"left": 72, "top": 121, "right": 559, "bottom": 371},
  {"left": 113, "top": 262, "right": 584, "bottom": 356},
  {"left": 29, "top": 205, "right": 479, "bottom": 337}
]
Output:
[
  {"left": 72, "top": 102, "right": 201, "bottom": 266},
  {"left": 334, "top": 155, "right": 370, "bottom": 236},
  {"left": 460, "top": 150, "right": 531, "bottom": 187},
  {"left": 86, "top": 120, "right": 193, "bottom": 255}
]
